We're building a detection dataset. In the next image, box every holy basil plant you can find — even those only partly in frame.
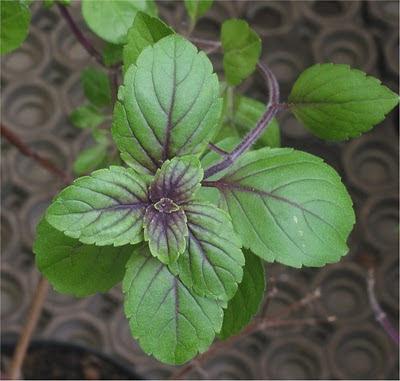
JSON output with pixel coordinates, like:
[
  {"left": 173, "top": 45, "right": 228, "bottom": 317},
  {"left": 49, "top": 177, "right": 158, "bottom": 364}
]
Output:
[{"left": 32, "top": 11, "right": 399, "bottom": 367}]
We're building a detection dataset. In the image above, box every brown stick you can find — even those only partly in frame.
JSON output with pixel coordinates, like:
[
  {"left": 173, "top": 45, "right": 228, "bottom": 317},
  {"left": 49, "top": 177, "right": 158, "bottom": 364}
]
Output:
[
  {"left": 171, "top": 288, "right": 322, "bottom": 380},
  {"left": 7, "top": 277, "right": 50, "bottom": 380},
  {"left": 1, "top": 124, "right": 71, "bottom": 184}
]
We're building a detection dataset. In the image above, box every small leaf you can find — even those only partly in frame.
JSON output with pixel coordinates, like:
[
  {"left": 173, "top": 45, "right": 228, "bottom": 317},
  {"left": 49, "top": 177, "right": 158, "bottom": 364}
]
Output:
[
  {"left": 1, "top": 0, "right": 31, "bottom": 55},
  {"left": 288, "top": 63, "right": 399, "bottom": 140},
  {"left": 143, "top": 204, "right": 188, "bottom": 264},
  {"left": 232, "top": 96, "right": 281, "bottom": 148},
  {"left": 34, "top": 219, "right": 133, "bottom": 297},
  {"left": 203, "top": 148, "right": 355, "bottom": 268},
  {"left": 81, "top": 0, "right": 157, "bottom": 44},
  {"left": 150, "top": 156, "right": 203, "bottom": 204},
  {"left": 170, "top": 201, "right": 244, "bottom": 301},
  {"left": 46, "top": 166, "right": 150, "bottom": 246},
  {"left": 184, "top": 0, "right": 213, "bottom": 23},
  {"left": 81, "top": 68, "right": 111, "bottom": 108},
  {"left": 123, "top": 11, "right": 173, "bottom": 72},
  {"left": 112, "top": 35, "right": 222, "bottom": 174},
  {"left": 69, "top": 105, "right": 105, "bottom": 129},
  {"left": 219, "top": 250, "right": 265, "bottom": 339},
  {"left": 221, "top": 19, "right": 261, "bottom": 86},
  {"left": 123, "top": 245, "right": 223, "bottom": 365},
  {"left": 102, "top": 42, "right": 123, "bottom": 67},
  {"left": 73, "top": 144, "right": 108, "bottom": 175}
]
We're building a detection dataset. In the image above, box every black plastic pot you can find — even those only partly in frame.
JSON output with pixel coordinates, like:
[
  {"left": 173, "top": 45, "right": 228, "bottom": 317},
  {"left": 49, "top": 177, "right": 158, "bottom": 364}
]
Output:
[{"left": 1, "top": 339, "right": 143, "bottom": 380}]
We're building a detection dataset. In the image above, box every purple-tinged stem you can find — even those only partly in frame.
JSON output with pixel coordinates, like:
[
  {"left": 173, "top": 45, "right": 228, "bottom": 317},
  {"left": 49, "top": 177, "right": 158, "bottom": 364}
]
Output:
[
  {"left": 204, "top": 62, "right": 281, "bottom": 179},
  {"left": 57, "top": 4, "right": 104, "bottom": 66},
  {"left": 207, "top": 142, "right": 228, "bottom": 156},
  {"left": 367, "top": 268, "right": 399, "bottom": 345}
]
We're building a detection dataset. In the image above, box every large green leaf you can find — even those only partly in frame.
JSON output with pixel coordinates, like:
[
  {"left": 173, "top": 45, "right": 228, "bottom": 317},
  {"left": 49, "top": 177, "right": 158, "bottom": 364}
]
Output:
[
  {"left": 289, "top": 63, "right": 399, "bottom": 140},
  {"left": 81, "top": 68, "right": 111, "bottom": 108},
  {"left": 123, "top": 11, "right": 173, "bottom": 72},
  {"left": 1, "top": 0, "right": 31, "bottom": 55},
  {"left": 219, "top": 250, "right": 265, "bottom": 339},
  {"left": 35, "top": 219, "right": 133, "bottom": 297},
  {"left": 81, "top": 0, "right": 157, "bottom": 44},
  {"left": 203, "top": 148, "right": 355, "bottom": 268},
  {"left": 221, "top": 19, "right": 261, "bottom": 86},
  {"left": 112, "top": 35, "right": 222, "bottom": 175},
  {"left": 170, "top": 201, "right": 244, "bottom": 302},
  {"left": 184, "top": 0, "right": 213, "bottom": 23},
  {"left": 123, "top": 246, "right": 223, "bottom": 365},
  {"left": 46, "top": 166, "right": 149, "bottom": 246}
]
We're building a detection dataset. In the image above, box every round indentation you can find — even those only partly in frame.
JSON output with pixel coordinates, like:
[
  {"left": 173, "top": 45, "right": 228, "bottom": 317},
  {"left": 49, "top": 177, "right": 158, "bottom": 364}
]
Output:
[
  {"left": 43, "top": 315, "right": 105, "bottom": 349},
  {"left": 1, "top": 27, "right": 46, "bottom": 81},
  {"left": 19, "top": 194, "right": 53, "bottom": 248},
  {"left": 343, "top": 136, "right": 398, "bottom": 194},
  {"left": 52, "top": 21, "right": 90, "bottom": 69},
  {"left": 328, "top": 324, "right": 392, "bottom": 379},
  {"left": 262, "top": 337, "right": 327, "bottom": 379},
  {"left": 245, "top": 1, "right": 297, "bottom": 36},
  {"left": 9, "top": 137, "right": 70, "bottom": 192},
  {"left": 45, "top": 286, "right": 89, "bottom": 313},
  {"left": 279, "top": 112, "right": 310, "bottom": 140},
  {"left": 313, "top": 263, "right": 370, "bottom": 323},
  {"left": 361, "top": 194, "right": 399, "bottom": 250},
  {"left": 313, "top": 27, "right": 376, "bottom": 72},
  {"left": 61, "top": 71, "right": 86, "bottom": 113},
  {"left": 377, "top": 255, "right": 399, "bottom": 312},
  {"left": 299, "top": 1, "right": 361, "bottom": 26},
  {"left": 109, "top": 308, "right": 145, "bottom": 362},
  {"left": 1, "top": 271, "right": 25, "bottom": 320},
  {"left": 1, "top": 211, "right": 19, "bottom": 258},
  {"left": 384, "top": 33, "right": 399, "bottom": 76},
  {"left": 2, "top": 82, "right": 59, "bottom": 136},
  {"left": 368, "top": 1, "right": 399, "bottom": 27}
]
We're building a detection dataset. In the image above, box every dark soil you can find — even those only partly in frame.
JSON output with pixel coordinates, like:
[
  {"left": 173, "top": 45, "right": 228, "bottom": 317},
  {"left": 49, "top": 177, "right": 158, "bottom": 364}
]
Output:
[{"left": 1, "top": 341, "right": 142, "bottom": 380}]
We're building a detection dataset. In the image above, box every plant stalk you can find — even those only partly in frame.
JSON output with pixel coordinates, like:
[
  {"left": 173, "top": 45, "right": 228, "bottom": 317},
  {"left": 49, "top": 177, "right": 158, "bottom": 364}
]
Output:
[
  {"left": 203, "top": 63, "right": 282, "bottom": 179},
  {"left": 7, "top": 277, "right": 50, "bottom": 380}
]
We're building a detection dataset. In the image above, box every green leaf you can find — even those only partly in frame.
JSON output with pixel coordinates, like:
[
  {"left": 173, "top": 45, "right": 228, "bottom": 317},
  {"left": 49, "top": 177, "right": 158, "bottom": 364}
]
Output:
[
  {"left": 102, "top": 42, "right": 123, "bottom": 67},
  {"left": 81, "top": 0, "right": 157, "bottom": 44},
  {"left": 81, "top": 68, "right": 111, "bottom": 108},
  {"left": 73, "top": 144, "right": 108, "bottom": 175},
  {"left": 34, "top": 219, "right": 133, "bottom": 297},
  {"left": 1, "top": 1, "right": 31, "bottom": 55},
  {"left": 288, "top": 63, "right": 399, "bottom": 141},
  {"left": 184, "top": 0, "right": 213, "bottom": 22},
  {"left": 69, "top": 105, "right": 105, "bottom": 129},
  {"left": 221, "top": 19, "right": 261, "bottom": 86},
  {"left": 123, "top": 245, "right": 223, "bottom": 365},
  {"left": 219, "top": 250, "right": 265, "bottom": 339},
  {"left": 170, "top": 201, "right": 244, "bottom": 301},
  {"left": 123, "top": 11, "right": 173, "bottom": 72},
  {"left": 204, "top": 148, "right": 355, "bottom": 268},
  {"left": 232, "top": 96, "right": 280, "bottom": 148},
  {"left": 43, "top": 0, "right": 70, "bottom": 8},
  {"left": 46, "top": 166, "right": 149, "bottom": 246},
  {"left": 112, "top": 35, "right": 222, "bottom": 174}
]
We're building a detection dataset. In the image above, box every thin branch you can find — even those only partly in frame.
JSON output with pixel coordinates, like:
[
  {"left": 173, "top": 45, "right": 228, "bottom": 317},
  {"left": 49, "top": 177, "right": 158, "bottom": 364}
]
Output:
[
  {"left": 207, "top": 142, "right": 228, "bottom": 156},
  {"left": 1, "top": 124, "right": 71, "bottom": 183},
  {"left": 109, "top": 68, "right": 119, "bottom": 105},
  {"left": 367, "top": 268, "right": 399, "bottom": 345},
  {"left": 7, "top": 277, "right": 50, "bottom": 380},
  {"left": 171, "top": 289, "right": 322, "bottom": 380},
  {"left": 189, "top": 37, "right": 221, "bottom": 50},
  {"left": 57, "top": 4, "right": 104, "bottom": 66},
  {"left": 203, "top": 63, "right": 282, "bottom": 179}
]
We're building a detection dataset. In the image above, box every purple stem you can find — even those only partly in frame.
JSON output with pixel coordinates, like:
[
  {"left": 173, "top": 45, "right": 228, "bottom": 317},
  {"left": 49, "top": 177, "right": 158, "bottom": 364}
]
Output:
[
  {"left": 208, "top": 142, "right": 228, "bottom": 156},
  {"left": 204, "top": 62, "right": 281, "bottom": 179},
  {"left": 367, "top": 268, "right": 399, "bottom": 345},
  {"left": 57, "top": 4, "right": 104, "bottom": 66}
]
